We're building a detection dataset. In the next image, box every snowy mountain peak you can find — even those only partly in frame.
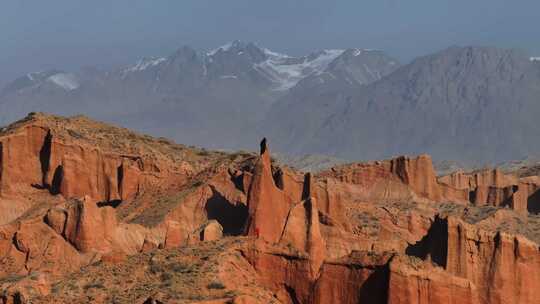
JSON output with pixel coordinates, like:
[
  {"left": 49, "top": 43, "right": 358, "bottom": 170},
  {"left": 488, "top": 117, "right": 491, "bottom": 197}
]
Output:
[
  {"left": 207, "top": 40, "right": 251, "bottom": 56},
  {"left": 348, "top": 48, "right": 379, "bottom": 56},
  {"left": 26, "top": 72, "right": 40, "bottom": 81},
  {"left": 1, "top": 70, "right": 79, "bottom": 95},
  {"left": 3, "top": 42, "right": 394, "bottom": 98},
  {"left": 262, "top": 48, "right": 291, "bottom": 60},
  {"left": 254, "top": 49, "right": 345, "bottom": 91},
  {"left": 124, "top": 57, "right": 167, "bottom": 74},
  {"left": 353, "top": 49, "right": 363, "bottom": 56},
  {"left": 47, "top": 73, "right": 80, "bottom": 91},
  {"left": 531, "top": 57, "right": 540, "bottom": 62}
]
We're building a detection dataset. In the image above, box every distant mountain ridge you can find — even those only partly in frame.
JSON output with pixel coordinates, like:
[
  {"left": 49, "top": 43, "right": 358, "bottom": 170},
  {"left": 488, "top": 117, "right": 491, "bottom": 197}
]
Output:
[
  {"left": 1, "top": 43, "right": 539, "bottom": 165},
  {"left": 0, "top": 40, "right": 398, "bottom": 150},
  {"left": 264, "top": 46, "right": 540, "bottom": 164}
]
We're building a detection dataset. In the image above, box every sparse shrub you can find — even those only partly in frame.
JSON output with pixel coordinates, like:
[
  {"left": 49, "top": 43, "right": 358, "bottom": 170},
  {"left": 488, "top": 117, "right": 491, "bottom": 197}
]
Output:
[
  {"left": 150, "top": 263, "right": 165, "bottom": 274},
  {"left": 160, "top": 272, "right": 173, "bottom": 281},
  {"left": 192, "top": 180, "right": 203, "bottom": 187},
  {"left": 198, "top": 149, "right": 211, "bottom": 156},
  {"left": 207, "top": 281, "right": 226, "bottom": 289},
  {"left": 171, "top": 261, "right": 190, "bottom": 273},
  {"left": 83, "top": 282, "right": 104, "bottom": 290},
  {"left": 67, "top": 129, "right": 83, "bottom": 139},
  {"left": 51, "top": 284, "right": 61, "bottom": 294},
  {"left": 0, "top": 274, "right": 24, "bottom": 284}
]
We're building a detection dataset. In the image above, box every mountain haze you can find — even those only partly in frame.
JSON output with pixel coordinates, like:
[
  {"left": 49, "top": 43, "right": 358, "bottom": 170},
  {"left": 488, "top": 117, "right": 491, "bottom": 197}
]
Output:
[
  {"left": 1, "top": 42, "right": 540, "bottom": 164},
  {"left": 0, "top": 41, "right": 398, "bottom": 151},
  {"left": 266, "top": 46, "right": 540, "bottom": 163}
]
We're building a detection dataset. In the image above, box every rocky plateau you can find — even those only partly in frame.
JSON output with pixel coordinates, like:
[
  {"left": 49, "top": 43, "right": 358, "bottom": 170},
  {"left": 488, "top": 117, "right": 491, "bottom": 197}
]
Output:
[{"left": 1, "top": 113, "right": 539, "bottom": 304}]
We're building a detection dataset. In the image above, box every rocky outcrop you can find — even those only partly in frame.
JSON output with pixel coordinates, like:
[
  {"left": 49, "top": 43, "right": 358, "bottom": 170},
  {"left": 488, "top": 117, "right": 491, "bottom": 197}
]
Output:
[
  {"left": 279, "top": 173, "right": 325, "bottom": 278},
  {"left": 0, "top": 115, "right": 191, "bottom": 206},
  {"left": 245, "top": 139, "right": 294, "bottom": 243},
  {"left": 0, "top": 125, "right": 50, "bottom": 197},
  {"left": 388, "top": 256, "right": 479, "bottom": 304},
  {"left": 244, "top": 141, "right": 327, "bottom": 280},
  {"left": 2, "top": 114, "right": 540, "bottom": 304},
  {"left": 406, "top": 215, "right": 540, "bottom": 304},
  {"left": 199, "top": 220, "right": 223, "bottom": 242},
  {"left": 313, "top": 251, "right": 392, "bottom": 304},
  {"left": 241, "top": 241, "right": 315, "bottom": 304},
  {"left": 318, "top": 154, "right": 469, "bottom": 204},
  {"left": 242, "top": 241, "right": 393, "bottom": 304},
  {"left": 280, "top": 201, "right": 324, "bottom": 278},
  {"left": 163, "top": 220, "right": 183, "bottom": 249},
  {"left": 63, "top": 196, "right": 117, "bottom": 253},
  {"left": 439, "top": 169, "right": 540, "bottom": 213},
  {"left": 0, "top": 218, "right": 84, "bottom": 280}
]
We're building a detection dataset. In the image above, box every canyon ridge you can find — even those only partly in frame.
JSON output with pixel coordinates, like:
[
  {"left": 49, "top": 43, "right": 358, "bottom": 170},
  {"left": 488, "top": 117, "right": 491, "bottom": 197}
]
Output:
[{"left": 0, "top": 112, "right": 539, "bottom": 304}]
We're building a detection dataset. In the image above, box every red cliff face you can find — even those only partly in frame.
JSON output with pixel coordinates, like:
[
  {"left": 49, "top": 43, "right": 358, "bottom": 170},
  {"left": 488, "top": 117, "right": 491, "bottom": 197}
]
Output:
[
  {"left": 388, "top": 255, "right": 479, "bottom": 304},
  {"left": 1, "top": 114, "right": 540, "bottom": 304},
  {"left": 317, "top": 154, "right": 469, "bottom": 204},
  {"left": 0, "top": 125, "right": 50, "bottom": 197},
  {"left": 439, "top": 169, "right": 540, "bottom": 213},
  {"left": 239, "top": 148, "right": 540, "bottom": 304},
  {"left": 0, "top": 115, "right": 232, "bottom": 295},
  {"left": 0, "top": 125, "right": 179, "bottom": 204},
  {"left": 245, "top": 139, "right": 294, "bottom": 243},
  {"left": 63, "top": 196, "right": 117, "bottom": 253},
  {"left": 244, "top": 141, "right": 326, "bottom": 280},
  {"left": 404, "top": 215, "right": 540, "bottom": 304},
  {"left": 446, "top": 217, "right": 540, "bottom": 304}
]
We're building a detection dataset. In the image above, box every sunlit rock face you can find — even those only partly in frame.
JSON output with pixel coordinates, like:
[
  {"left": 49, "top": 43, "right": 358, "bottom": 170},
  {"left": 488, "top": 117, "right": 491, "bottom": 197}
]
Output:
[{"left": 1, "top": 113, "right": 540, "bottom": 304}]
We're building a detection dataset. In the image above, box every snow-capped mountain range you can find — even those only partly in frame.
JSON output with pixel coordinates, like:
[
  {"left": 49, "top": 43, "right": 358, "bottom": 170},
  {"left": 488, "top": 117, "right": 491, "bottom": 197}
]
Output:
[
  {"left": 0, "top": 40, "right": 399, "bottom": 151},
  {"left": 2, "top": 41, "right": 396, "bottom": 96},
  {"left": 2, "top": 42, "right": 538, "bottom": 165}
]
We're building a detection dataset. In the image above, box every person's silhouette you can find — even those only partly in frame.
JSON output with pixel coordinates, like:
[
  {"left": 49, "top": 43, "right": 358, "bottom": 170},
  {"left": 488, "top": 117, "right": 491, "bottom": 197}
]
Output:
[{"left": 260, "top": 138, "right": 267, "bottom": 155}]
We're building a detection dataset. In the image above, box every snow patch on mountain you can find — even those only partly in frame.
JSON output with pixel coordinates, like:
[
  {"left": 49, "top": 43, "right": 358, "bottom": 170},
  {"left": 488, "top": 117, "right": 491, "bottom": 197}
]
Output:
[
  {"left": 27, "top": 73, "right": 37, "bottom": 81},
  {"left": 262, "top": 48, "right": 291, "bottom": 60},
  {"left": 47, "top": 73, "right": 80, "bottom": 91},
  {"left": 353, "top": 49, "right": 363, "bottom": 56},
  {"left": 207, "top": 41, "right": 238, "bottom": 56},
  {"left": 125, "top": 57, "right": 167, "bottom": 74},
  {"left": 220, "top": 75, "right": 238, "bottom": 79},
  {"left": 255, "top": 49, "right": 345, "bottom": 91}
]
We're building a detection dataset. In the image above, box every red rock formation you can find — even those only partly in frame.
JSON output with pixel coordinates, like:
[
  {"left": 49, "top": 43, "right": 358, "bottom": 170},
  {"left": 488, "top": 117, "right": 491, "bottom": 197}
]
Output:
[
  {"left": 0, "top": 114, "right": 192, "bottom": 208},
  {"left": 161, "top": 185, "right": 214, "bottom": 241},
  {"left": 245, "top": 139, "right": 293, "bottom": 243},
  {"left": 313, "top": 252, "right": 392, "bottom": 304},
  {"left": 0, "top": 218, "right": 84, "bottom": 280},
  {"left": 318, "top": 154, "right": 469, "bottom": 204},
  {"left": 44, "top": 208, "right": 67, "bottom": 235},
  {"left": 406, "top": 215, "right": 540, "bottom": 304},
  {"left": 140, "top": 237, "right": 159, "bottom": 253},
  {"left": 280, "top": 198, "right": 325, "bottom": 278},
  {"left": 241, "top": 241, "right": 314, "bottom": 303},
  {"left": 163, "top": 220, "right": 184, "bottom": 249},
  {"left": 514, "top": 176, "right": 540, "bottom": 212},
  {"left": 391, "top": 155, "right": 442, "bottom": 200},
  {"left": 2, "top": 114, "right": 540, "bottom": 304},
  {"left": 469, "top": 185, "right": 516, "bottom": 207},
  {"left": 200, "top": 220, "right": 223, "bottom": 241},
  {"left": 63, "top": 196, "right": 117, "bottom": 253},
  {"left": 388, "top": 256, "right": 479, "bottom": 304},
  {"left": 440, "top": 169, "right": 518, "bottom": 189},
  {"left": 0, "top": 125, "right": 49, "bottom": 197},
  {"left": 439, "top": 169, "right": 540, "bottom": 213},
  {"left": 279, "top": 173, "right": 325, "bottom": 278}
]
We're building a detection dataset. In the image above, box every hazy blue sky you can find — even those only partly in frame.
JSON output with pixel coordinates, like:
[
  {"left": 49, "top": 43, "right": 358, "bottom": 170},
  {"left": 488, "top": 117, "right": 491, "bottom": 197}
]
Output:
[{"left": 1, "top": 0, "right": 539, "bottom": 87}]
